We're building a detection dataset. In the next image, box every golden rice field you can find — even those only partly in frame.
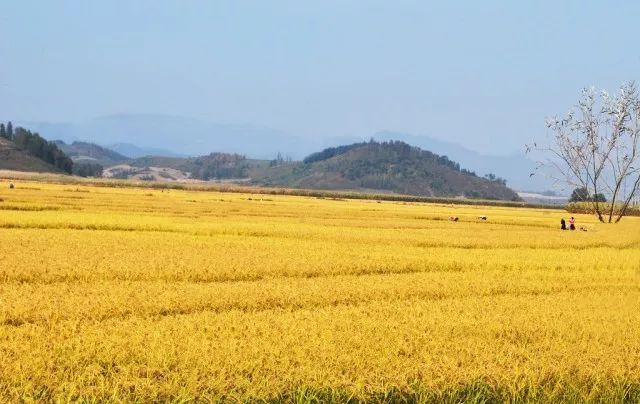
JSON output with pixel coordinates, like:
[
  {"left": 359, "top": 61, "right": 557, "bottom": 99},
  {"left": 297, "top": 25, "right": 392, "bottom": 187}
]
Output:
[{"left": 1, "top": 181, "right": 639, "bottom": 402}]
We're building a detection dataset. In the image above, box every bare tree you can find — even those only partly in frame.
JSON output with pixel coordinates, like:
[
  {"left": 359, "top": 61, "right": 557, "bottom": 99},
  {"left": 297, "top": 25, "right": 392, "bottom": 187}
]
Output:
[{"left": 528, "top": 82, "right": 640, "bottom": 223}]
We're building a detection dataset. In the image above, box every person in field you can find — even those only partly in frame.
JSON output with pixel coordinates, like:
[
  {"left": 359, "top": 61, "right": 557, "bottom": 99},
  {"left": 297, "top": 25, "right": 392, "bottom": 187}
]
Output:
[
  {"left": 560, "top": 218, "right": 567, "bottom": 230},
  {"left": 569, "top": 217, "right": 576, "bottom": 230}
]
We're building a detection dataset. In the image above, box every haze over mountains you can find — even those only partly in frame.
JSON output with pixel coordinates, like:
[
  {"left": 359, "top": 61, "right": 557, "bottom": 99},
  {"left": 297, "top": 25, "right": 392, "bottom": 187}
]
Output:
[{"left": 21, "top": 113, "right": 548, "bottom": 191}]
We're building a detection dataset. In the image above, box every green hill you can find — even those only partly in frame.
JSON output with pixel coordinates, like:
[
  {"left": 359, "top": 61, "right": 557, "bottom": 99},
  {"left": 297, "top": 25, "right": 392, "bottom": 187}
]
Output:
[{"left": 252, "top": 141, "right": 520, "bottom": 200}]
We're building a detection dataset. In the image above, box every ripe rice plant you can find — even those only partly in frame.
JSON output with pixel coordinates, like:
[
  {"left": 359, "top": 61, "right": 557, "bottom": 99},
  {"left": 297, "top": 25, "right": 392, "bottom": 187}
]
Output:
[{"left": 1, "top": 181, "right": 639, "bottom": 402}]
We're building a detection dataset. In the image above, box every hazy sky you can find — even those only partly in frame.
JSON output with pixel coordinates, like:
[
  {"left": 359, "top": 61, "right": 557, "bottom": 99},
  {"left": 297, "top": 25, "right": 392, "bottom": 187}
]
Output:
[{"left": 1, "top": 1, "right": 639, "bottom": 154}]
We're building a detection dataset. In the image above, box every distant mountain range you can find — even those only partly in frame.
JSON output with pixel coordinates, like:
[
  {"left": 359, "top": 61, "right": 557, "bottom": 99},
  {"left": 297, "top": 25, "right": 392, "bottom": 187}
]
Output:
[
  {"left": 22, "top": 114, "right": 305, "bottom": 159},
  {"left": 55, "top": 141, "right": 128, "bottom": 165},
  {"left": 19, "top": 113, "right": 549, "bottom": 191},
  {"left": 106, "top": 143, "right": 186, "bottom": 159}
]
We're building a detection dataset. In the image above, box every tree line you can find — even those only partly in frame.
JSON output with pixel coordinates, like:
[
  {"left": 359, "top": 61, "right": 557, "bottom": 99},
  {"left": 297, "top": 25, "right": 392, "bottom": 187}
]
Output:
[
  {"left": 72, "top": 161, "right": 103, "bottom": 177},
  {"left": 1, "top": 121, "right": 73, "bottom": 174},
  {"left": 186, "top": 153, "right": 249, "bottom": 180},
  {"left": 569, "top": 187, "right": 606, "bottom": 203}
]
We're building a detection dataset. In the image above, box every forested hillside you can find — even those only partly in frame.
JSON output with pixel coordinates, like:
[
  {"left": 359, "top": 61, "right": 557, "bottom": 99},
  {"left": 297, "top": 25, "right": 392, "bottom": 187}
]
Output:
[
  {"left": 254, "top": 141, "right": 519, "bottom": 200},
  {"left": 0, "top": 121, "right": 73, "bottom": 174}
]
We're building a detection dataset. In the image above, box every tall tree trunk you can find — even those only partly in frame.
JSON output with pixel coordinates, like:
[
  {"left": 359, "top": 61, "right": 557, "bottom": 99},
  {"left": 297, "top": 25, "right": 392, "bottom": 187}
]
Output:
[{"left": 608, "top": 182, "right": 622, "bottom": 223}]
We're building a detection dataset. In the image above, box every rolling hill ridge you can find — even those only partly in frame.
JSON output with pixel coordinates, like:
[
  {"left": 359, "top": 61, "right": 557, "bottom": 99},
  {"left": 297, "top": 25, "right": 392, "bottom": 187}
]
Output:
[
  {"left": 2, "top": 127, "right": 520, "bottom": 200},
  {"left": 252, "top": 141, "right": 519, "bottom": 200},
  {"left": 55, "top": 141, "right": 128, "bottom": 166}
]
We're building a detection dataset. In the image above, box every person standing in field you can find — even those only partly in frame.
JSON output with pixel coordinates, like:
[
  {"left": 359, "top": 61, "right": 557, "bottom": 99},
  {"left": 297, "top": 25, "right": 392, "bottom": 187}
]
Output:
[
  {"left": 561, "top": 218, "right": 567, "bottom": 230},
  {"left": 569, "top": 217, "right": 576, "bottom": 230}
]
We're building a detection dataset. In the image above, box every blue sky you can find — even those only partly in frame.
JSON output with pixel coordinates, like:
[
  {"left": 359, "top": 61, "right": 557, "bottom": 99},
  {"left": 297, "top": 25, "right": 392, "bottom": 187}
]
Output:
[{"left": 1, "top": 1, "right": 639, "bottom": 154}]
